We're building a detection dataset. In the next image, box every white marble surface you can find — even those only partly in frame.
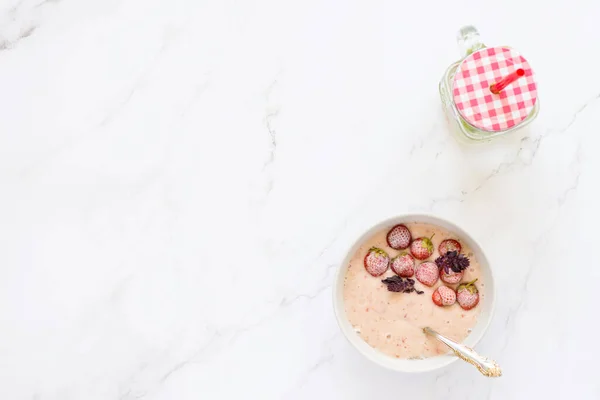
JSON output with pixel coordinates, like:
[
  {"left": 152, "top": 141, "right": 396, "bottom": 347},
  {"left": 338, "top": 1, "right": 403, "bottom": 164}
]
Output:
[{"left": 1, "top": 0, "right": 599, "bottom": 398}]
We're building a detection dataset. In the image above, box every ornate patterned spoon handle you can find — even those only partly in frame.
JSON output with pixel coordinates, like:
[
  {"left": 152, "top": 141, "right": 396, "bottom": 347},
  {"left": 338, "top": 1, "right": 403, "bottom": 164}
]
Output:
[{"left": 423, "top": 327, "right": 502, "bottom": 377}]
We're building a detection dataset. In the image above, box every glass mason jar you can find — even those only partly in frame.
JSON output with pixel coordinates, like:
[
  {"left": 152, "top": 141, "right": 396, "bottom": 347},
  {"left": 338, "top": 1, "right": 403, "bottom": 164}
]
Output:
[{"left": 439, "top": 26, "right": 539, "bottom": 142}]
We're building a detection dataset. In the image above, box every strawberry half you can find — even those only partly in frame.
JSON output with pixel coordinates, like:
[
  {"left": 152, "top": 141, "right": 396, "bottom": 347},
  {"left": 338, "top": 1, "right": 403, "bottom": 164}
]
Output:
[
  {"left": 440, "top": 268, "right": 464, "bottom": 284},
  {"left": 410, "top": 236, "right": 434, "bottom": 260},
  {"left": 432, "top": 286, "right": 456, "bottom": 307},
  {"left": 415, "top": 261, "right": 439, "bottom": 287},
  {"left": 439, "top": 239, "right": 461, "bottom": 255},
  {"left": 364, "top": 247, "right": 390, "bottom": 277},
  {"left": 457, "top": 279, "right": 480, "bottom": 310},
  {"left": 390, "top": 252, "right": 415, "bottom": 277},
  {"left": 386, "top": 224, "right": 411, "bottom": 250}
]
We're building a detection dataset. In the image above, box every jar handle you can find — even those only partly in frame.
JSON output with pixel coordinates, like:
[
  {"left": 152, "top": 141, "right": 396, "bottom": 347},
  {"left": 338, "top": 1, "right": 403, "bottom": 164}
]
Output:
[{"left": 457, "top": 25, "right": 485, "bottom": 58}]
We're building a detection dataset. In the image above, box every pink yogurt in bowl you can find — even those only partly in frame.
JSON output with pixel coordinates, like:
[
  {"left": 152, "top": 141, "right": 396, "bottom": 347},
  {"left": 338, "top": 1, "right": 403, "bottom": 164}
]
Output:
[{"left": 332, "top": 214, "right": 496, "bottom": 373}]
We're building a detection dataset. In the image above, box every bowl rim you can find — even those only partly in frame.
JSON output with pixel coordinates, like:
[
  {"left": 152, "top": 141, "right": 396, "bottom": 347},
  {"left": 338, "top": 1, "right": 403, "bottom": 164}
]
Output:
[{"left": 332, "top": 213, "right": 496, "bottom": 373}]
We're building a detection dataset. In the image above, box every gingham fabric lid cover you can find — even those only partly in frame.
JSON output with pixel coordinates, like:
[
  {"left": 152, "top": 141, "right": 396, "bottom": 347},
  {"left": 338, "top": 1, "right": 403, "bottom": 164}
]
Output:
[{"left": 452, "top": 46, "right": 538, "bottom": 132}]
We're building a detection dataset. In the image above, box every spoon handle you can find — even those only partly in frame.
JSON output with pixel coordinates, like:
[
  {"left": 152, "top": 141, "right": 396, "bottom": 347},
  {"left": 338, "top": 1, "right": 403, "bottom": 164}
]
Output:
[{"left": 423, "top": 327, "right": 502, "bottom": 377}]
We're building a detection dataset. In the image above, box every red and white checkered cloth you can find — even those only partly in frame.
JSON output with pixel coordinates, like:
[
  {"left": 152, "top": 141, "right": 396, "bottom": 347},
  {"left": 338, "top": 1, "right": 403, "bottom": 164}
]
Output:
[{"left": 452, "top": 46, "right": 537, "bottom": 132}]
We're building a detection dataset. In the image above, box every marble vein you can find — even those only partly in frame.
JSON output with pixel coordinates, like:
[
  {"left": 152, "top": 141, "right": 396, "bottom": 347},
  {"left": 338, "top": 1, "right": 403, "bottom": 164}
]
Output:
[
  {"left": 1, "top": 0, "right": 63, "bottom": 51},
  {"left": 0, "top": 24, "right": 36, "bottom": 50},
  {"left": 557, "top": 143, "right": 582, "bottom": 206},
  {"left": 35, "top": 0, "right": 61, "bottom": 8},
  {"left": 409, "top": 121, "right": 440, "bottom": 156},
  {"left": 279, "top": 281, "right": 331, "bottom": 308},
  {"left": 285, "top": 332, "right": 341, "bottom": 395},
  {"left": 15, "top": 33, "right": 177, "bottom": 179},
  {"left": 500, "top": 141, "right": 582, "bottom": 353},
  {"left": 261, "top": 75, "right": 281, "bottom": 199},
  {"left": 97, "top": 37, "right": 175, "bottom": 128},
  {"left": 559, "top": 91, "right": 600, "bottom": 135},
  {"left": 157, "top": 331, "right": 223, "bottom": 385},
  {"left": 150, "top": 284, "right": 332, "bottom": 392}
]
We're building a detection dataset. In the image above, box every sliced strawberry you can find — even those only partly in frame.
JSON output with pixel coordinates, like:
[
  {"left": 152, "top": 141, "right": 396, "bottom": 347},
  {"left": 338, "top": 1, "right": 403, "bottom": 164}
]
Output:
[
  {"left": 439, "top": 239, "right": 462, "bottom": 255},
  {"left": 364, "top": 247, "right": 390, "bottom": 276},
  {"left": 432, "top": 291, "right": 442, "bottom": 306},
  {"left": 415, "top": 261, "right": 438, "bottom": 287},
  {"left": 432, "top": 286, "right": 456, "bottom": 307},
  {"left": 457, "top": 279, "right": 480, "bottom": 310},
  {"left": 386, "top": 224, "right": 411, "bottom": 250},
  {"left": 410, "top": 236, "right": 434, "bottom": 260},
  {"left": 390, "top": 252, "right": 415, "bottom": 277},
  {"left": 440, "top": 268, "right": 464, "bottom": 284}
]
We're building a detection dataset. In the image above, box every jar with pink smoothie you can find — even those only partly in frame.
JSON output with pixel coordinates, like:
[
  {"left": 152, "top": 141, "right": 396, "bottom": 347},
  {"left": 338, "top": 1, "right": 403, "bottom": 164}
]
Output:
[{"left": 439, "top": 26, "right": 539, "bottom": 142}]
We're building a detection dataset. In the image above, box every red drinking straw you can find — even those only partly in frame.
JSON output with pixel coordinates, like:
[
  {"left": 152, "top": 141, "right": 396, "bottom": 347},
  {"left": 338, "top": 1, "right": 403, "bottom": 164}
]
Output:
[{"left": 490, "top": 68, "right": 525, "bottom": 94}]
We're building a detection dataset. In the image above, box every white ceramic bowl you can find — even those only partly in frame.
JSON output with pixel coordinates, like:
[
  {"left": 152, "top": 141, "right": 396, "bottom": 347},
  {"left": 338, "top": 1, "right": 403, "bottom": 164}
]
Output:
[{"left": 333, "top": 214, "right": 495, "bottom": 373}]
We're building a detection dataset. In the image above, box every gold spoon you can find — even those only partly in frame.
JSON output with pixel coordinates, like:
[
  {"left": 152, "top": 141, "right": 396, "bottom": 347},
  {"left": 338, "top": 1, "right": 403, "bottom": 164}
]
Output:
[{"left": 423, "top": 327, "right": 502, "bottom": 377}]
